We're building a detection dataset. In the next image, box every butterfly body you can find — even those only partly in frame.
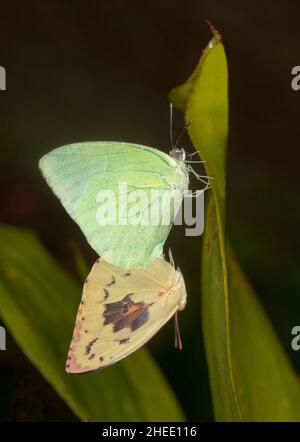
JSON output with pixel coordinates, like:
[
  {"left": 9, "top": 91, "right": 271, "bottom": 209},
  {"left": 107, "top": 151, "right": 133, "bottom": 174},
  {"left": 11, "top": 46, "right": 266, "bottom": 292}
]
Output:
[
  {"left": 39, "top": 142, "right": 189, "bottom": 269},
  {"left": 66, "top": 256, "right": 187, "bottom": 374}
]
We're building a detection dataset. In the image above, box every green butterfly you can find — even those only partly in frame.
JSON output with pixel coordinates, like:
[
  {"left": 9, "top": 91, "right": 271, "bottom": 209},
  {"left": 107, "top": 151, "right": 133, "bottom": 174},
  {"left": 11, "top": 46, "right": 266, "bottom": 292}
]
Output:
[{"left": 39, "top": 141, "right": 190, "bottom": 269}]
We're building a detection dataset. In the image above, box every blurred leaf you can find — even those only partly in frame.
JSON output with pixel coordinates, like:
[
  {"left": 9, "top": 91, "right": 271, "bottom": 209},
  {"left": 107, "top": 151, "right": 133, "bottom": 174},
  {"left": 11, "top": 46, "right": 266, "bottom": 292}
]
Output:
[
  {"left": 0, "top": 225, "right": 184, "bottom": 422},
  {"left": 69, "top": 241, "right": 89, "bottom": 281},
  {"left": 170, "top": 29, "right": 300, "bottom": 421},
  {"left": 228, "top": 248, "right": 300, "bottom": 420}
]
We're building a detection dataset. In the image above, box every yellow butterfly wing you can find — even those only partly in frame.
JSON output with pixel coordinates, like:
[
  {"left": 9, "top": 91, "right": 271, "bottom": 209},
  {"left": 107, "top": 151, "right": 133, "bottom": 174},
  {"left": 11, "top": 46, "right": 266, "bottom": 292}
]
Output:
[{"left": 66, "top": 257, "right": 187, "bottom": 374}]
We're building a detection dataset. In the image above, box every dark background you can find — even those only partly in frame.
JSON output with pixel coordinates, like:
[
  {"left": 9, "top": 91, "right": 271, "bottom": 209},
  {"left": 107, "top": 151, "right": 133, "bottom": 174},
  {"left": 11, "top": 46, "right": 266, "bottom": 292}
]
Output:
[{"left": 0, "top": 0, "right": 299, "bottom": 421}]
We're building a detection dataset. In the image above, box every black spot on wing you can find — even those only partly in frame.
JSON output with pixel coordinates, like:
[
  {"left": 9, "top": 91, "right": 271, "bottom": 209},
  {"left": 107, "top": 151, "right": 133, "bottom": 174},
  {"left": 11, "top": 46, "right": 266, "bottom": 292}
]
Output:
[
  {"left": 105, "top": 275, "right": 116, "bottom": 287},
  {"left": 119, "top": 338, "right": 130, "bottom": 344},
  {"left": 88, "top": 353, "right": 95, "bottom": 360},
  {"left": 85, "top": 338, "right": 98, "bottom": 355},
  {"left": 103, "top": 288, "right": 109, "bottom": 301}
]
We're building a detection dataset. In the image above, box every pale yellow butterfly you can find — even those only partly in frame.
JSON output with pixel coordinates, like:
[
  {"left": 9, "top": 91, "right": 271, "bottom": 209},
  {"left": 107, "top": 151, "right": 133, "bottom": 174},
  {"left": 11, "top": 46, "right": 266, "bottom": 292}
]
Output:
[{"left": 66, "top": 254, "right": 187, "bottom": 374}]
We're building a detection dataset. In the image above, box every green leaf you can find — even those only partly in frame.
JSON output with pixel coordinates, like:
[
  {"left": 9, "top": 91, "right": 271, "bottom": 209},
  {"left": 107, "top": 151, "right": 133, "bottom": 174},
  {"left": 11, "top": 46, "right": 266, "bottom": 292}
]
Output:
[
  {"left": 228, "top": 249, "right": 300, "bottom": 421},
  {"left": 69, "top": 241, "right": 90, "bottom": 281},
  {"left": 201, "top": 195, "right": 240, "bottom": 420},
  {"left": 170, "top": 32, "right": 226, "bottom": 221},
  {"left": 0, "top": 225, "right": 184, "bottom": 422},
  {"left": 169, "top": 32, "right": 221, "bottom": 113},
  {"left": 170, "top": 28, "right": 300, "bottom": 421}
]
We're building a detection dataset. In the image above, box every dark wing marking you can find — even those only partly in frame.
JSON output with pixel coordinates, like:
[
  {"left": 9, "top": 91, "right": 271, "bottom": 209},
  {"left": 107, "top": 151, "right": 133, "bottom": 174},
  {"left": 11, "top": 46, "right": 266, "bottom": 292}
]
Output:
[
  {"left": 85, "top": 338, "right": 98, "bottom": 355},
  {"left": 103, "top": 294, "right": 134, "bottom": 316},
  {"left": 103, "top": 288, "right": 109, "bottom": 300},
  {"left": 119, "top": 338, "right": 130, "bottom": 344},
  {"left": 105, "top": 275, "right": 116, "bottom": 287},
  {"left": 103, "top": 294, "right": 151, "bottom": 332},
  {"left": 131, "top": 310, "right": 149, "bottom": 331}
]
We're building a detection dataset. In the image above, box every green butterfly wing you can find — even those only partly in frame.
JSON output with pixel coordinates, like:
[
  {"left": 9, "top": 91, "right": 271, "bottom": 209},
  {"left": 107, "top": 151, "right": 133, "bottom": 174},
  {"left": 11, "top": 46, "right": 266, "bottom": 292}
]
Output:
[{"left": 39, "top": 142, "right": 188, "bottom": 269}]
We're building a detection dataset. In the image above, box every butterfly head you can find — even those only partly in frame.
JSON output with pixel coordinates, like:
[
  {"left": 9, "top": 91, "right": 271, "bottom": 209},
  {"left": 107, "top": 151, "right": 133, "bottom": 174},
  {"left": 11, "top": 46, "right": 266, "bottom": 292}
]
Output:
[{"left": 169, "top": 147, "right": 186, "bottom": 163}]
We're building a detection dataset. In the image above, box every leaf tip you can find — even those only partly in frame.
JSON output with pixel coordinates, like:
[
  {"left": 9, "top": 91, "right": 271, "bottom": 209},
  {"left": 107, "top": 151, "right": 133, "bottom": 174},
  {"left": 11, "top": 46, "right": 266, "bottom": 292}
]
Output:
[{"left": 205, "top": 19, "right": 222, "bottom": 44}]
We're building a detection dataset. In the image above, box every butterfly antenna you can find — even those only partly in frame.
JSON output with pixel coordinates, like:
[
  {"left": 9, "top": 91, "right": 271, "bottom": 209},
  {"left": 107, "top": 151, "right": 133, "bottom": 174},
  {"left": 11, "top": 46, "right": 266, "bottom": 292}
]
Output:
[
  {"left": 174, "top": 121, "right": 191, "bottom": 150},
  {"left": 169, "top": 102, "right": 174, "bottom": 149},
  {"left": 174, "top": 311, "right": 183, "bottom": 350}
]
